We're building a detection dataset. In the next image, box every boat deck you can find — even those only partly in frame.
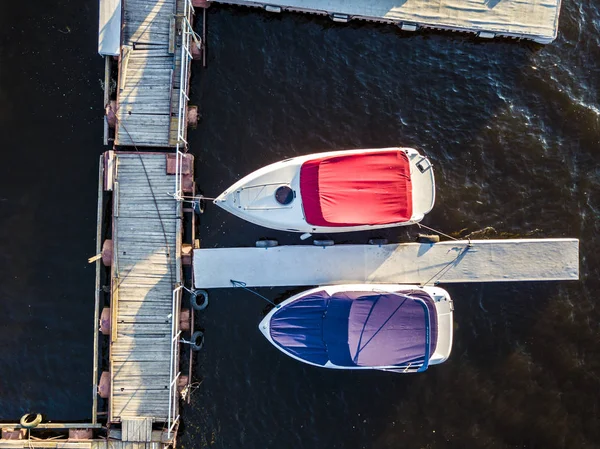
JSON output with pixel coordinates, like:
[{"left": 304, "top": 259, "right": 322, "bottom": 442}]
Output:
[
  {"left": 109, "top": 152, "right": 181, "bottom": 423},
  {"left": 114, "top": 0, "right": 190, "bottom": 147},
  {"left": 213, "top": 0, "right": 562, "bottom": 44},
  {"left": 193, "top": 238, "right": 579, "bottom": 288}
]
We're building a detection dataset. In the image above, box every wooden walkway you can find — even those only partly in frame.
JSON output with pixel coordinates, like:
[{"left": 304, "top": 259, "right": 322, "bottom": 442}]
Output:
[
  {"left": 193, "top": 239, "right": 579, "bottom": 288},
  {"left": 110, "top": 152, "right": 181, "bottom": 423},
  {"left": 115, "top": 0, "right": 189, "bottom": 147}
]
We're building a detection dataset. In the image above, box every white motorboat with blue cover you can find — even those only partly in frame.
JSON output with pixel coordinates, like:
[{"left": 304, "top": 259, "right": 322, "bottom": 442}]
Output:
[
  {"left": 214, "top": 148, "right": 435, "bottom": 233},
  {"left": 259, "top": 284, "right": 453, "bottom": 372}
]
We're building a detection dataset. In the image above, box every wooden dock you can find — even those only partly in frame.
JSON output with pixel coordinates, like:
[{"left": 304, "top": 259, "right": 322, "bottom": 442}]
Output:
[
  {"left": 0, "top": 422, "right": 167, "bottom": 448},
  {"left": 114, "top": 0, "right": 195, "bottom": 147},
  {"left": 211, "top": 0, "right": 562, "bottom": 44},
  {"left": 193, "top": 238, "right": 579, "bottom": 288},
  {"left": 0, "top": 440, "right": 164, "bottom": 449},
  {"left": 108, "top": 152, "right": 182, "bottom": 426}
]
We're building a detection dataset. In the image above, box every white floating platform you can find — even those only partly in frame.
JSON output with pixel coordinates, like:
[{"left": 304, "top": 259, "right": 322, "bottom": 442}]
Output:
[
  {"left": 98, "top": 0, "right": 121, "bottom": 56},
  {"left": 213, "top": 0, "right": 562, "bottom": 44},
  {"left": 193, "top": 238, "right": 579, "bottom": 288}
]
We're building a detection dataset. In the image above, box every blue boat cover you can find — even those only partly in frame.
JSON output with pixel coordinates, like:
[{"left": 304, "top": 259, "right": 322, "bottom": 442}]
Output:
[{"left": 269, "top": 289, "right": 437, "bottom": 367}]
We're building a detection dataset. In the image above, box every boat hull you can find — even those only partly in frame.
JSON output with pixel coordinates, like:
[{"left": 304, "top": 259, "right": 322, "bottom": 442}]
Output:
[
  {"left": 259, "top": 284, "right": 453, "bottom": 372},
  {"left": 214, "top": 148, "right": 435, "bottom": 233}
]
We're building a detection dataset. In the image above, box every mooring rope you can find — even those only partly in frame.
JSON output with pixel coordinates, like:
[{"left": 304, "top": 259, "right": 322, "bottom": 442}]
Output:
[
  {"left": 417, "top": 222, "right": 463, "bottom": 242},
  {"left": 180, "top": 194, "right": 218, "bottom": 201},
  {"left": 230, "top": 279, "right": 278, "bottom": 307},
  {"left": 419, "top": 242, "right": 472, "bottom": 287}
]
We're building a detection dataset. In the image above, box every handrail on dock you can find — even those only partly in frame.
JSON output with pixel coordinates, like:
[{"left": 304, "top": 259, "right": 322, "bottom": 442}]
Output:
[
  {"left": 168, "top": 1, "right": 195, "bottom": 436},
  {"left": 92, "top": 155, "right": 104, "bottom": 425},
  {"left": 174, "top": 0, "right": 196, "bottom": 201},
  {"left": 167, "top": 286, "right": 183, "bottom": 438}
]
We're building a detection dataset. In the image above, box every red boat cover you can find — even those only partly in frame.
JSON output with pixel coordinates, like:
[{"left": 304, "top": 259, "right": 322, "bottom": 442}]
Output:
[{"left": 300, "top": 150, "right": 413, "bottom": 227}]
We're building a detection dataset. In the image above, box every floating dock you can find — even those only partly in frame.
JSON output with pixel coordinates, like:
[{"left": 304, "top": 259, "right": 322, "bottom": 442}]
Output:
[
  {"left": 193, "top": 238, "right": 579, "bottom": 288},
  {"left": 0, "top": 424, "right": 162, "bottom": 449},
  {"left": 210, "top": 0, "right": 562, "bottom": 44}
]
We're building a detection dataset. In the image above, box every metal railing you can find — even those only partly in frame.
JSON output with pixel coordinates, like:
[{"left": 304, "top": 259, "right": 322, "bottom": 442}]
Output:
[
  {"left": 174, "top": 0, "right": 197, "bottom": 200},
  {"left": 167, "top": 285, "right": 183, "bottom": 438},
  {"left": 168, "top": 1, "right": 195, "bottom": 435}
]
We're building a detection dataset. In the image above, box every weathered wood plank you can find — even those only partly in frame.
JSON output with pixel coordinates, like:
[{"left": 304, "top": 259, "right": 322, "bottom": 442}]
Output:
[
  {"left": 117, "top": 212, "right": 179, "bottom": 221},
  {"left": 124, "top": 0, "right": 175, "bottom": 7},
  {"left": 115, "top": 393, "right": 170, "bottom": 402},
  {"left": 122, "top": 72, "right": 174, "bottom": 81},
  {"left": 122, "top": 418, "right": 153, "bottom": 443},
  {"left": 127, "top": 60, "right": 174, "bottom": 69},
  {"left": 116, "top": 310, "right": 173, "bottom": 320},
  {"left": 111, "top": 362, "right": 170, "bottom": 376},
  {"left": 115, "top": 278, "right": 174, "bottom": 289},
  {"left": 115, "top": 128, "right": 172, "bottom": 138},
  {"left": 117, "top": 296, "right": 172, "bottom": 305},
  {"left": 113, "top": 348, "right": 172, "bottom": 358},
  {"left": 116, "top": 169, "right": 173, "bottom": 178},
  {"left": 115, "top": 221, "right": 179, "bottom": 232},
  {"left": 115, "top": 140, "right": 171, "bottom": 148},
  {"left": 117, "top": 119, "right": 172, "bottom": 129},
  {"left": 116, "top": 288, "right": 172, "bottom": 298},
  {"left": 116, "top": 161, "right": 170, "bottom": 170},
  {"left": 118, "top": 84, "right": 173, "bottom": 92},
  {"left": 112, "top": 380, "right": 171, "bottom": 390},
  {"left": 115, "top": 139, "right": 172, "bottom": 147},
  {"left": 122, "top": 68, "right": 174, "bottom": 77},
  {"left": 113, "top": 339, "right": 171, "bottom": 348},
  {"left": 118, "top": 322, "right": 172, "bottom": 332},
  {"left": 114, "top": 134, "right": 169, "bottom": 142},
  {"left": 113, "top": 399, "right": 170, "bottom": 408},
  {"left": 116, "top": 251, "right": 176, "bottom": 261}
]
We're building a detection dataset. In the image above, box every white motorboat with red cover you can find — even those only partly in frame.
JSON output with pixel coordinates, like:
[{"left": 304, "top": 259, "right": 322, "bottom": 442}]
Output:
[
  {"left": 259, "top": 284, "right": 453, "bottom": 373},
  {"left": 214, "top": 147, "right": 435, "bottom": 233}
]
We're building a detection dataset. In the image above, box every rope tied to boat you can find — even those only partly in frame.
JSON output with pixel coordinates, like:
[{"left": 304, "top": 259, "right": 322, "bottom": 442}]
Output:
[
  {"left": 417, "top": 222, "right": 472, "bottom": 246},
  {"left": 230, "top": 279, "right": 279, "bottom": 307},
  {"left": 167, "top": 193, "right": 219, "bottom": 202}
]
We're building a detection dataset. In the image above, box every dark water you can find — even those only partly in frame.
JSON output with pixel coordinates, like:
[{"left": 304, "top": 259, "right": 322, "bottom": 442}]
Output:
[{"left": 1, "top": 1, "right": 600, "bottom": 448}]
